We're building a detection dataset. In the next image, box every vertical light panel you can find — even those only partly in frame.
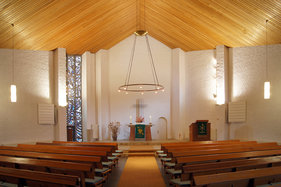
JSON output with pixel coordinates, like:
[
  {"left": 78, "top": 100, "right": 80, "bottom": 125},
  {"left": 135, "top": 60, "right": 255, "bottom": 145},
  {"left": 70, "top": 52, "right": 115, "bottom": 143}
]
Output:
[
  {"left": 10, "top": 85, "right": 17, "bottom": 102},
  {"left": 66, "top": 55, "right": 83, "bottom": 142},
  {"left": 264, "top": 81, "right": 270, "bottom": 99}
]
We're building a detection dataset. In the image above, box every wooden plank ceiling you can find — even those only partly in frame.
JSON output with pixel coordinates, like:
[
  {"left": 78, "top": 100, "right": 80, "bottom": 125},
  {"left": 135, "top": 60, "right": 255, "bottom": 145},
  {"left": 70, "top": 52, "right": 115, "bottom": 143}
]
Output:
[{"left": 0, "top": 0, "right": 280, "bottom": 54}]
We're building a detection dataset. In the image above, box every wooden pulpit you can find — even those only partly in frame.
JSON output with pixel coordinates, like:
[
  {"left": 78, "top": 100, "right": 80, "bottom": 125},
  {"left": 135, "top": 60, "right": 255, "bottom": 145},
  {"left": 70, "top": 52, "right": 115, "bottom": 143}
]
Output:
[{"left": 189, "top": 120, "right": 211, "bottom": 141}]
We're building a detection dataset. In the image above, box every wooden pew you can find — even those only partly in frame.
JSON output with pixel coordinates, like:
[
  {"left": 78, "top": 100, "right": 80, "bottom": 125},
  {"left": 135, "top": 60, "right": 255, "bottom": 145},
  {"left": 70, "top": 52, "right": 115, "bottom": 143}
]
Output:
[
  {"left": 174, "top": 149, "right": 281, "bottom": 170},
  {"left": 0, "top": 145, "right": 108, "bottom": 161},
  {"left": 193, "top": 166, "right": 281, "bottom": 187},
  {"left": 53, "top": 141, "right": 118, "bottom": 149},
  {"left": 181, "top": 156, "right": 281, "bottom": 183},
  {"left": 34, "top": 143, "right": 113, "bottom": 154},
  {"left": 165, "top": 144, "right": 281, "bottom": 179},
  {"left": 34, "top": 143, "right": 118, "bottom": 167},
  {"left": 163, "top": 141, "right": 258, "bottom": 153},
  {"left": 0, "top": 150, "right": 102, "bottom": 169},
  {"left": 161, "top": 142, "right": 274, "bottom": 166},
  {"left": 161, "top": 140, "right": 240, "bottom": 148},
  {"left": 46, "top": 142, "right": 117, "bottom": 152},
  {"left": 0, "top": 155, "right": 95, "bottom": 187},
  {"left": 0, "top": 166, "right": 80, "bottom": 187},
  {"left": 161, "top": 140, "right": 241, "bottom": 151},
  {"left": 170, "top": 143, "right": 281, "bottom": 157},
  {"left": 2, "top": 145, "right": 112, "bottom": 178}
]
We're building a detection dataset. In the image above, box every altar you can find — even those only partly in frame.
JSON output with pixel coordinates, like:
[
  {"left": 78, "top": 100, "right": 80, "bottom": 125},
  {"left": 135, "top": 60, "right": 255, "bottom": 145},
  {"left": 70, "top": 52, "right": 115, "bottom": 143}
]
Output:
[{"left": 129, "top": 123, "right": 152, "bottom": 141}]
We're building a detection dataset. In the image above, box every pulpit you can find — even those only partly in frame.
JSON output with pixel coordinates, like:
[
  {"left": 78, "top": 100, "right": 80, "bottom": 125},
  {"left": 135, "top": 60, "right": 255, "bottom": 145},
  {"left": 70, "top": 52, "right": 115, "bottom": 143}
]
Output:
[
  {"left": 189, "top": 120, "right": 211, "bottom": 141},
  {"left": 129, "top": 123, "right": 152, "bottom": 141}
]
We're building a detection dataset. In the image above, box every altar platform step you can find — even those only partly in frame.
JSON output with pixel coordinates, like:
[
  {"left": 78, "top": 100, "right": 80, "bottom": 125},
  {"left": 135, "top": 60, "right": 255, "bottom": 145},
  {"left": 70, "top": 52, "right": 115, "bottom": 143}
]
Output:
[
  {"left": 124, "top": 149, "right": 157, "bottom": 157},
  {"left": 116, "top": 139, "right": 184, "bottom": 146},
  {"left": 119, "top": 144, "right": 159, "bottom": 157}
]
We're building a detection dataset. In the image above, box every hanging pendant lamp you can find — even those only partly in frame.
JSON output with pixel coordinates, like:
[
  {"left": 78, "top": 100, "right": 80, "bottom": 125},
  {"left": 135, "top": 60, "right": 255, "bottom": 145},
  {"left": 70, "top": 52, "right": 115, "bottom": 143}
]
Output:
[
  {"left": 264, "top": 19, "right": 270, "bottom": 99},
  {"left": 10, "top": 23, "right": 17, "bottom": 102}
]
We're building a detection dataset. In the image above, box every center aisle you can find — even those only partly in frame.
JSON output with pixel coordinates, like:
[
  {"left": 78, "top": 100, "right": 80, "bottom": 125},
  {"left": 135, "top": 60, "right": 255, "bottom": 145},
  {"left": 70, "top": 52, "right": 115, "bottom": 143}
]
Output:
[{"left": 117, "top": 156, "right": 166, "bottom": 187}]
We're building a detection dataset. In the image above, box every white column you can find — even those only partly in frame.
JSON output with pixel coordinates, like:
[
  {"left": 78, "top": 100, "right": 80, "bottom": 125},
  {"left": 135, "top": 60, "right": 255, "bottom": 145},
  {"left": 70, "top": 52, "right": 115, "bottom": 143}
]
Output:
[
  {"left": 171, "top": 48, "right": 186, "bottom": 140},
  {"left": 56, "top": 106, "right": 67, "bottom": 141},
  {"left": 215, "top": 45, "right": 229, "bottom": 140},
  {"left": 82, "top": 51, "right": 97, "bottom": 141},
  {"left": 53, "top": 48, "right": 67, "bottom": 141},
  {"left": 96, "top": 50, "right": 110, "bottom": 140}
]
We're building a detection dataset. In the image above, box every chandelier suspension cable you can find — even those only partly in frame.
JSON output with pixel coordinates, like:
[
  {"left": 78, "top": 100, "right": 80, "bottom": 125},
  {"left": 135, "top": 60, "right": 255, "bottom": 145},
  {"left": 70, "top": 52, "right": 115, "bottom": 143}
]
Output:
[
  {"left": 264, "top": 19, "right": 270, "bottom": 100},
  {"left": 143, "top": 0, "right": 160, "bottom": 89},
  {"left": 125, "top": 34, "right": 137, "bottom": 87},
  {"left": 145, "top": 35, "right": 159, "bottom": 86},
  {"left": 118, "top": 0, "right": 164, "bottom": 93},
  {"left": 12, "top": 23, "right": 15, "bottom": 84},
  {"left": 265, "top": 19, "right": 268, "bottom": 81}
]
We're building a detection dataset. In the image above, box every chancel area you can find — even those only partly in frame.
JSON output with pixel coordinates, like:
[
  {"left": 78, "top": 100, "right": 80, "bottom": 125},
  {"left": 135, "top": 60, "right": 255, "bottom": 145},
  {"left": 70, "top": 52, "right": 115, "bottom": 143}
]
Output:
[{"left": 1, "top": 0, "right": 281, "bottom": 186}]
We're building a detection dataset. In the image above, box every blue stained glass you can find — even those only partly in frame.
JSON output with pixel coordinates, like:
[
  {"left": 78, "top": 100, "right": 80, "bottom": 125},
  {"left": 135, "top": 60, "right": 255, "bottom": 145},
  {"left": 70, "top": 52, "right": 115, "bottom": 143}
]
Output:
[{"left": 66, "top": 55, "right": 82, "bottom": 142}]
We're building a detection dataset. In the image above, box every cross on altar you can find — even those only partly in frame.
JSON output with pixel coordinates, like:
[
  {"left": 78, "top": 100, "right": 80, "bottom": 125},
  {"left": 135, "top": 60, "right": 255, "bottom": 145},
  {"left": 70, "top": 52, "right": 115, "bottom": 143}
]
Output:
[{"left": 132, "top": 99, "right": 147, "bottom": 118}]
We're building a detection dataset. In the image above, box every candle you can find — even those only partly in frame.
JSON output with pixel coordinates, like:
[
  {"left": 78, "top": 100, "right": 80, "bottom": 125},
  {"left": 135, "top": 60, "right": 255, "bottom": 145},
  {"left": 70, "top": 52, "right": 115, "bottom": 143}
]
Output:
[
  {"left": 129, "top": 115, "right": 132, "bottom": 124},
  {"left": 149, "top": 115, "right": 152, "bottom": 123}
]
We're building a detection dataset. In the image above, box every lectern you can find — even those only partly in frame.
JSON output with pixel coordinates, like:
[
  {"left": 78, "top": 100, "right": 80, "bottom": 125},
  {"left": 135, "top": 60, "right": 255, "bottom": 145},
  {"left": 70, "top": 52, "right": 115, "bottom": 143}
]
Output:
[{"left": 189, "top": 120, "right": 210, "bottom": 141}]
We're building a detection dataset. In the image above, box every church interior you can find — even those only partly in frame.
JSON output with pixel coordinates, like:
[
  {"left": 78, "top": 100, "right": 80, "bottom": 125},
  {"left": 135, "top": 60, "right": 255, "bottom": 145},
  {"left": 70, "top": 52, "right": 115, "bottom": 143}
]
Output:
[{"left": 1, "top": 0, "right": 281, "bottom": 186}]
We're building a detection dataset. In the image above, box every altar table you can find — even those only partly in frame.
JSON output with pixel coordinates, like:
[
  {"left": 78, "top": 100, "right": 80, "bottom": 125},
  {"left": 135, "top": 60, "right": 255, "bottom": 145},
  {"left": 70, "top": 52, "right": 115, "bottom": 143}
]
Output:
[{"left": 129, "top": 124, "right": 152, "bottom": 141}]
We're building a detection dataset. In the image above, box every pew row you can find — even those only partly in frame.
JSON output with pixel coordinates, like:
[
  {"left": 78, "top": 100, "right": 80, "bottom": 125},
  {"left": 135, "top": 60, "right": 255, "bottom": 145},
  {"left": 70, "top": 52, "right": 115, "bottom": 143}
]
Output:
[
  {"left": 0, "top": 166, "right": 80, "bottom": 187},
  {"left": 0, "top": 155, "right": 104, "bottom": 187},
  {"left": 162, "top": 142, "right": 280, "bottom": 167},
  {"left": 193, "top": 166, "right": 281, "bottom": 187},
  {"left": 0, "top": 150, "right": 102, "bottom": 169},
  {"left": 33, "top": 142, "right": 120, "bottom": 168},
  {"left": 170, "top": 156, "right": 281, "bottom": 186},
  {"left": 0, "top": 145, "right": 108, "bottom": 161}
]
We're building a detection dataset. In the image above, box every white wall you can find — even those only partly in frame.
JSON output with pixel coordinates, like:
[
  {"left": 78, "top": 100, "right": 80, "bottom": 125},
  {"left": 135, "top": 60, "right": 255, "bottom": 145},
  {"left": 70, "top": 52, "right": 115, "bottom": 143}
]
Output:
[
  {"left": 0, "top": 49, "right": 55, "bottom": 144},
  {"left": 108, "top": 34, "right": 171, "bottom": 140},
  {"left": 229, "top": 44, "right": 281, "bottom": 143},
  {"left": 82, "top": 52, "right": 97, "bottom": 141},
  {"left": 1, "top": 40, "right": 280, "bottom": 144},
  {"left": 185, "top": 49, "right": 222, "bottom": 140},
  {"left": 96, "top": 50, "right": 110, "bottom": 140},
  {"left": 171, "top": 48, "right": 187, "bottom": 140}
]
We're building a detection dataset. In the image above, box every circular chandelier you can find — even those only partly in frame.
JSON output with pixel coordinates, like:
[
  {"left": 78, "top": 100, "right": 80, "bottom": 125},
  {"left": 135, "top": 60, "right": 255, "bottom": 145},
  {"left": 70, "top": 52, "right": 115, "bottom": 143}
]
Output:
[{"left": 118, "top": 30, "right": 164, "bottom": 94}]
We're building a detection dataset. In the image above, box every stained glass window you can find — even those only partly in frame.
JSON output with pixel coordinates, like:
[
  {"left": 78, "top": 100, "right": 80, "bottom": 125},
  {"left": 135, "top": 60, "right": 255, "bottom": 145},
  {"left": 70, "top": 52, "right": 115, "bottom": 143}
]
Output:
[{"left": 66, "top": 55, "right": 82, "bottom": 142}]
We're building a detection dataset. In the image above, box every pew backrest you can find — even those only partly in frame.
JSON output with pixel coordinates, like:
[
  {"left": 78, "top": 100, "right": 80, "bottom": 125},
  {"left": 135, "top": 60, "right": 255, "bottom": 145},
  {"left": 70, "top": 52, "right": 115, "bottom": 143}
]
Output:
[
  {"left": 0, "top": 166, "right": 80, "bottom": 186},
  {"left": 181, "top": 156, "right": 281, "bottom": 181},
  {"left": 193, "top": 166, "right": 281, "bottom": 187},
  {"left": 171, "top": 144, "right": 281, "bottom": 157},
  {"left": 0, "top": 145, "right": 108, "bottom": 161},
  {"left": 0, "top": 150, "right": 102, "bottom": 168},
  {"left": 34, "top": 143, "right": 113, "bottom": 153},
  {"left": 164, "top": 141, "right": 269, "bottom": 153},
  {"left": 51, "top": 141, "right": 117, "bottom": 151},
  {"left": 176, "top": 149, "right": 281, "bottom": 165}
]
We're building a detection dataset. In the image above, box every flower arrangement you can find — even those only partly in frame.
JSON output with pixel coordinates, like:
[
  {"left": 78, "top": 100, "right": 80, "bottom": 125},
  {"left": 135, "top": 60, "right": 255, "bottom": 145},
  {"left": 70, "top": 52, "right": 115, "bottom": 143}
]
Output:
[
  {"left": 108, "top": 122, "right": 120, "bottom": 141},
  {"left": 136, "top": 116, "right": 144, "bottom": 123}
]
